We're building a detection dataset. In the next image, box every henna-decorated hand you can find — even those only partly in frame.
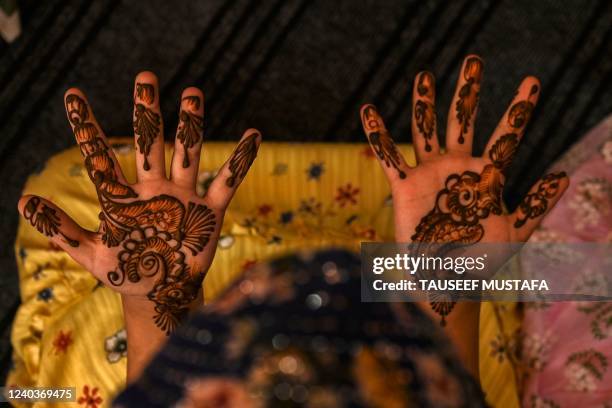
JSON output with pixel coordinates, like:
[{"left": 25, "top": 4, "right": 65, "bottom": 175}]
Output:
[
  {"left": 19, "top": 72, "right": 261, "bottom": 336},
  {"left": 361, "top": 55, "right": 568, "bottom": 249},
  {"left": 360, "top": 56, "right": 569, "bottom": 374}
]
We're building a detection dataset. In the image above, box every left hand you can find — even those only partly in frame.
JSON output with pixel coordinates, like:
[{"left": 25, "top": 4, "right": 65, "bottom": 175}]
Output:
[{"left": 360, "top": 55, "right": 568, "bottom": 248}]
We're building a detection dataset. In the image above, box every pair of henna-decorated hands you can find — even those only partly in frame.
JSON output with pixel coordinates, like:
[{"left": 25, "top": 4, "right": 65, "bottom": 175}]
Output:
[{"left": 19, "top": 56, "right": 568, "bottom": 379}]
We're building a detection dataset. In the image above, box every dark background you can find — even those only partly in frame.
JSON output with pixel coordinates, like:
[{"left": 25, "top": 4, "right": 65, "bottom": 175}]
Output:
[{"left": 0, "top": 0, "right": 611, "bottom": 383}]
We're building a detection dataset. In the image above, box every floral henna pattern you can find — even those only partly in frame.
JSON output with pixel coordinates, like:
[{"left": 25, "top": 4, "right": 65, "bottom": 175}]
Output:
[
  {"left": 513, "top": 172, "right": 566, "bottom": 228},
  {"left": 226, "top": 133, "right": 259, "bottom": 187},
  {"left": 177, "top": 96, "right": 204, "bottom": 168},
  {"left": 411, "top": 133, "right": 519, "bottom": 325},
  {"left": 455, "top": 57, "right": 483, "bottom": 144},
  {"left": 411, "top": 134, "right": 519, "bottom": 242},
  {"left": 133, "top": 83, "right": 161, "bottom": 171},
  {"left": 65, "top": 93, "right": 218, "bottom": 334},
  {"left": 414, "top": 72, "right": 436, "bottom": 152},
  {"left": 104, "top": 195, "right": 216, "bottom": 334},
  {"left": 361, "top": 105, "right": 406, "bottom": 179},
  {"left": 23, "top": 196, "right": 79, "bottom": 247},
  {"left": 181, "top": 202, "right": 216, "bottom": 255}
]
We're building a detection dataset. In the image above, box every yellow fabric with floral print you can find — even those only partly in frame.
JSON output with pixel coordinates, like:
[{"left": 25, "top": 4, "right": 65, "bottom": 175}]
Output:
[{"left": 8, "top": 140, "right": 520, "bottom": 407}]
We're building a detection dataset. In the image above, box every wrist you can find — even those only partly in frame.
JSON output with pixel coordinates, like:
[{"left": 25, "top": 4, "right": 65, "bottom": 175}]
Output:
[
  {"left": 121, "top": 292, "right": 202, "bottom": 382},
  {"left": 121, "top": 296, "right": 167, "bottom": 382}
]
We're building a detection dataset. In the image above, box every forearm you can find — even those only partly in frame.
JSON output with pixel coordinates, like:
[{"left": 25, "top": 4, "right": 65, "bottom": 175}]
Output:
[
  {"left": 122, "top": 296, "right": 168, "bottom": 382},
  {"left": 121, "top": 293, "right": 202, "bottom": 382},
  {"left": 395, "top": 230, "right": 481, "bottom": 379}
]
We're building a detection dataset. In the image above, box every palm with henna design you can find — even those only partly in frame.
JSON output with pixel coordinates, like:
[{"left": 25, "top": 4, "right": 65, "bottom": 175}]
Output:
[
  {"left": 18, "top": 72, "right": 261, "bottom": 335},
  {"left": 361, "top": 55, "right": 569, "bottom": 325}
]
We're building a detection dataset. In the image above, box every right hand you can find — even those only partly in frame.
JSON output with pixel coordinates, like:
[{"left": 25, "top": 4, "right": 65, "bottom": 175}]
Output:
[{"left": 18, "top": 71, "right": 262, "bottom": 335}]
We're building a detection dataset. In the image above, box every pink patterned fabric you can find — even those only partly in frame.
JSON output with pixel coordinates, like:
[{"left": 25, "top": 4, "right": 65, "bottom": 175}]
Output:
[{"left": 522, "top": 115, "right": 612, "bottom": 407}]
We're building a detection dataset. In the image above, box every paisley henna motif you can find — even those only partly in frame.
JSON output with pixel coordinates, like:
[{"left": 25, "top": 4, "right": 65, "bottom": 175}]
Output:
[
  {"left": 103, "top": 193, "right": 217, "bottom": 334},
  {"left": 104, "top": 194, "right": 216, "bottom": 334},
  {"left": 23, "top": 196, "right": 79, "bottom": 247},
  {"left": 455, "top": 57, "right": 483, "bottom": 144},
  {"left": 177, "top": 96, "right": 204, "bottom": 168},
  {"left": 226, "top": 133, "right": 259, "bottom": 187},
  {"left": 414, "top": 72, "right": 436, "bottom": 152},
  {"left": 513, "top": 172, "right": 565, "bottom": 228},
  {"left": 411, "top": 133, "right": 518, "bottom": 325},
  {"left": 133, "top": 83, "right": 161, "bottom": 171},
  {"left": 362, "top": 105, "right": 406, "bottom": 179}
]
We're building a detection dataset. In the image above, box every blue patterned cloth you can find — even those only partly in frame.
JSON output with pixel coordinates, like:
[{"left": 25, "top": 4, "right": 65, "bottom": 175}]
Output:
[{"left": 115, "top": 249, "right": 486, "bottom": 407}]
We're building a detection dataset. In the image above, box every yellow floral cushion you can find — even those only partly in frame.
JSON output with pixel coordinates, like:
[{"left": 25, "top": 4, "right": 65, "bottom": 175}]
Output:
[{"left": 8, "top": 139, "right": 519, "bottom": 407}]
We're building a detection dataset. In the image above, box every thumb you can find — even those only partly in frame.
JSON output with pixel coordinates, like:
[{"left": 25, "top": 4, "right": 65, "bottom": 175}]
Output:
[
  {"left": 510, "top": 172, "right": 569, "bottom": 241},
  {"left": 18, "top": 195, "right": 96, "bottom": 270}
]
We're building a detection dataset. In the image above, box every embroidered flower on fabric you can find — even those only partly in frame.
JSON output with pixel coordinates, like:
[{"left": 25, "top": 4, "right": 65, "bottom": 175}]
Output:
[
  {"left": 218, "top": 234, "right": 235, "bottom": 249},
  {"left": 257, "top": 204, "right": 273, "bottom": 217},
  {"left": 298, "top": 198, "right": 322, "bottom": 216},
  {"left": 306, "top": 162, "right": 325, "bottom": 180},
  {"left": 110, "top": 142, "right": 133, "bottom": 156},
  {"left": 566, "top": 361, "right": 598, "bottom": 392},
  {"left": 490, "top": 334, "right": 508, "bottom": 363},
  {"left": 268, "top": 235, "right": 282, "bottom": 245},
  {"left": 572, "top": 269, "right": 610, "bottom": 299},
  {"left": 577, "top": 303, "right": 612, "bottom": 340},
  {"left": 104, "top": 328, "right": 127, "bottom": 363},
  {"left": 37, "top": 287, "right": 53, "bottom": 302},
  {"left": 335, "top": 183, "right": 360, "bottom": 207},
  {"left": 490, "top": 331, "right": 521, "bottom": 364},
  {"left": 271, "top": 162, "right": 289, "bottom": 176},
  {"left": 522, "top": 332, "right": 554, "bottom": 372},
  {"left": 279, "top": 211, "right": 294, "bottom": 225},
  {"left": 32, "top": 263, "right": 49, "bottom": 280},
  {"left": 196, "top": 170, "right": 219, "bottom": 196},
  {"left": 523, "top": 241, "right": 584, "bottom": 266},
  {"left": 564, "top": 349, "right": 608, "bottom": 392},
  {"left": 600, "top": 140, "right": 612, "bottom": 164},
  {"left": 78, "top": 385, "right": 103, "bottom": 408},
  {"left": 568, "top": 178, "right": 612, "bottom": 230},
  {"left": 69, "top": 163, "right": 84, "bottom": 177},
  {"left": 529, "top": 228, "right": 565, "bottom": 243},
  {"left": 241, "top": 217, "right": 256, "bottom": 228},
  {"left": 52, "top": 330, "right": 73, "bottom": 355}
]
